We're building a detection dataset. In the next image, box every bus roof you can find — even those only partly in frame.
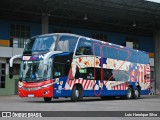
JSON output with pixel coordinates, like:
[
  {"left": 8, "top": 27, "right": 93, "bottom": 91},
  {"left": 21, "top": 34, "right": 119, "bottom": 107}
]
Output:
[{"left": 32, "top": 33, "right": 148, "bottom": 56}]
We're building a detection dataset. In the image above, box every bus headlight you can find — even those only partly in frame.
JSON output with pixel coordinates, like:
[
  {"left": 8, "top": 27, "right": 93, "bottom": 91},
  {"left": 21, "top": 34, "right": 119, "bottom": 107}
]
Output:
[{"left": 18, "top": 82, "right": 23, "bottom": 88}]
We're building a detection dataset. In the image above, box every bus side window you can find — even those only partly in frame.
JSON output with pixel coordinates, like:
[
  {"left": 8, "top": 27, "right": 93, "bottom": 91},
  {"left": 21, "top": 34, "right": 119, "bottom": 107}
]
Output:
[
  {"left": 103, "top": 69, "right": 109, "bottom": 80},
  {"left": 108, "top": 47, "right": 118, "bottom": 59},
  {"left": 103, "top": 69, "right": 115, "bottom": 81},
  {"left": 75, "top": 68, "right": 87, "bottom": 79},
  {"left": 102, "top": 46, "right": 108, "bottom": 59},
  {"left": 93, "top": 43, "right": 101, "bottom": 56},
  {"left": 117, "top": 71, "right": 129, "bottom": 82},
  {"left": 130, "top": 52, "right": 136, "bottom": 63},
  {"left": 119, "top": 50, "right": 129, "bottom": 61},
  {"left": 144, "top": 53, "right": 149, "bottom": 64},
  {"left": 76, "top": 38, "right": 93, "bottom": 55},
  {"left": 75, "top": 67, "right": 95, "bottom": 80},
  {"left": 138, "top": 52, "right": 148, "bottom": 64}
]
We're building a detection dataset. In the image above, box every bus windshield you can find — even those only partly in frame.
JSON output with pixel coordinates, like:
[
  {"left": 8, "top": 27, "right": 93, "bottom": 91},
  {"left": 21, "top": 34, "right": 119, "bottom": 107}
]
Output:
[
  {"left": 20, "top": 59, "right": 52, "bottom": 82},
  {"left": 24, "top": 35, "right": 57, "bottom": 52}
]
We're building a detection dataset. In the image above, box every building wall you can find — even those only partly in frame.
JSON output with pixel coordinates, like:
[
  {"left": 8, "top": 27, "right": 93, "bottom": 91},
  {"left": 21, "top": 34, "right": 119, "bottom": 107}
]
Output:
[
  {"left": 0, "top": 75, "right": 19, "bottom": 95},
  {"left": 0, "top": 57, "right": 21, "bottom": 95},
  {"left": 0, "top": 19, "right": 154, "bottom": 52},
  {"left": 0, "top": 19, "right": 154, "bottom": 95},
  {"left": 0, "top": 20, "right": 10, "bottom": 40},
  {"left": 51, "top": 25, "right": 154, "bottom": 52}
]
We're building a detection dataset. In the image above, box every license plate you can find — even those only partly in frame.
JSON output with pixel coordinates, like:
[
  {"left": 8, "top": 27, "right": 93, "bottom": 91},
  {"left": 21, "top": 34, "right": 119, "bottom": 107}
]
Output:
[{"left": 28, "top": 94, "right": 34, "bottom": 97}]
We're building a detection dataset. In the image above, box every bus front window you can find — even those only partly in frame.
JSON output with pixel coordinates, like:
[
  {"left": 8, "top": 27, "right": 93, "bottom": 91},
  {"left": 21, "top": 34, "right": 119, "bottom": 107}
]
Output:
[
  {"left": 56, "top": 35, "right": 78, "bottom": 53},
  {"left": 20, "top": 59, "right": 52, "bottom": 82}
]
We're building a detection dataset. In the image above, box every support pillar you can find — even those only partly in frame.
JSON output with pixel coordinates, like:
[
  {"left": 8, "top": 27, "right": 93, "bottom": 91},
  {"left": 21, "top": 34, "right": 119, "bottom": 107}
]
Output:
[
  {"left": 154, "top": 31, "right": 160, "bottom": 94},
  {"left": 42, "top": 13, "right": 49, "bottom": 34}
]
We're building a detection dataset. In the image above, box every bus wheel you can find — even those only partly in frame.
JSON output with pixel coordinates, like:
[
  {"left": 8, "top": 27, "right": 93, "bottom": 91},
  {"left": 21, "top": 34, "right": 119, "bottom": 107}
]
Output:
[
  {"left": 126, "top": 87, "right": 133, "bottom": 99},
  {"left": 138, "top": 87, "right": 141, "bottom": 98},
  {"left": 44, "top": 97, "right": 52, "bottom": 102},
  {"left": 71, "top": 85, "right": 83, "bottom": 102},
  {"left": 134, "top": 88, "right": 140, "bottom": 99}
]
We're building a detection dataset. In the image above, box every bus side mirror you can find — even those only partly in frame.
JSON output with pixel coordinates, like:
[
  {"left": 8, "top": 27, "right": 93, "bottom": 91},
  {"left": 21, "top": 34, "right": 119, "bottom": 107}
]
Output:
[
  {"left": 9, "top": 74, "right": 13, "bottom": 79},
  {"left": 9, "top": 54, "right": 22, "bottom": 67}
]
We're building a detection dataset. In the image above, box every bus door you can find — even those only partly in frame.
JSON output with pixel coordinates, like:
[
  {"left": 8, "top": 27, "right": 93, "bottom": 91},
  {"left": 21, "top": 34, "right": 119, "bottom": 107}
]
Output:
[{"left": 53, "top": 55, "right": 71, "bottom": 97}]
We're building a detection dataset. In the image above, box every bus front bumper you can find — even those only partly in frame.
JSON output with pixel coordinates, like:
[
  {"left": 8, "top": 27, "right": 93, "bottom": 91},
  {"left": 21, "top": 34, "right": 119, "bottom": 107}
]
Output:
[{"left": 18, "top": 80, "right": 54, "bottom": 98}]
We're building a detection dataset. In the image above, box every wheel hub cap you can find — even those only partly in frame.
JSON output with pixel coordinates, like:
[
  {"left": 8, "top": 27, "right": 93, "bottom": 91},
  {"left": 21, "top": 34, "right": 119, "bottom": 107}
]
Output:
[{"left": 75, "top": 90, "right": 79, "bottom": 98}]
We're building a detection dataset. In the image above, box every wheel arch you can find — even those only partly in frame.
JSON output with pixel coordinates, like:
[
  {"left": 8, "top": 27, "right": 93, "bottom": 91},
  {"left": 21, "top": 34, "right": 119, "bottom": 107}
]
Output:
[
  {"left": 71, "top": 83, "right": 83, "bottom": 101},
  {"left": 128, "top": 84, "right": 134, "bottom": 90},
  {"left": 73, "top": 83, "right": 83, "bottom": 90}
]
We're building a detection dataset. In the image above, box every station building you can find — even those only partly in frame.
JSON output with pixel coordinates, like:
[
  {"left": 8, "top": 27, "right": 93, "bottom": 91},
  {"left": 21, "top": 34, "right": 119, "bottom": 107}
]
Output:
[{"left": 0, "top": 0, "right": 158, "bottom": 95}]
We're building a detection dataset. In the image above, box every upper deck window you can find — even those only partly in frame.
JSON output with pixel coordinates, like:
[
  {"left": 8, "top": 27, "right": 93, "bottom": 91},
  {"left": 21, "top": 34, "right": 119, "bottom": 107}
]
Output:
[
  {"left": 24, "top": 35, "right": 57, "bottom": 52},
  {"left": 56, "top": 35, "right": 78, "bottom": 52},
  {"left": 75, "top": 38, "right": 93, "bottom": 55}
]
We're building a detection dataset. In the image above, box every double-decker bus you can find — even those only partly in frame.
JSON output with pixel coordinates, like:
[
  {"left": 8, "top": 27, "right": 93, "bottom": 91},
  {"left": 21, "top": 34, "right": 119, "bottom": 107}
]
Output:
[{"left": 10, "top": 33, "right": 151, "bottom": 102}]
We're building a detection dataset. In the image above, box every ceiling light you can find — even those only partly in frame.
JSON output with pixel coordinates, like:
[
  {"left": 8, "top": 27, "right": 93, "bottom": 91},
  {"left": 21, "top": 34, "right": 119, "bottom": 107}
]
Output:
[
  {"left": 132, "top": 22, "right": 136, "bottom": 27},
  {"left": 84, "top": 14, "right": 88, "bottom": 20}
]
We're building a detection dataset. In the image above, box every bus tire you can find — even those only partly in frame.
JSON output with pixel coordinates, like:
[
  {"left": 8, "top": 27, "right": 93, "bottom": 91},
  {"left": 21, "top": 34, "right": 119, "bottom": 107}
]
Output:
[
  {"left": 78, "top": 86, "right": 83, "bottom": 100},
  {"left": 44, "top": 97, "right": 52, "bottom": 102},
  {"left": 71, "top": 85, "right": 82, "bottom": 102},
  {"left": 126, "top": 87, "right": 133, "bottom": 99},
  {"left": 134, "top": 87, "right": 140, "bottom": 99},
  {"left": 138, "top": 87, "right": 141, "bottom": 98}
]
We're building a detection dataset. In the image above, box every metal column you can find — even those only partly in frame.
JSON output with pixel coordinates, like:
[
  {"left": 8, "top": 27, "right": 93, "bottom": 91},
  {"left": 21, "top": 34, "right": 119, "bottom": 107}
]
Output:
[
  {"left": 154, "top": 31, "right": 160, "bottom": 94},
  {"left": 42, "top": 13, "right": 49, "bottom": 34}
]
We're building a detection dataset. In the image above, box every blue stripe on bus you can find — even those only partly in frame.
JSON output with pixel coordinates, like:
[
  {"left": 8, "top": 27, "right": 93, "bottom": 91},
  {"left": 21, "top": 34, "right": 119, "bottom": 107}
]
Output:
[{"left": 53, "top": 89, "right": 150, "bottom": 97}]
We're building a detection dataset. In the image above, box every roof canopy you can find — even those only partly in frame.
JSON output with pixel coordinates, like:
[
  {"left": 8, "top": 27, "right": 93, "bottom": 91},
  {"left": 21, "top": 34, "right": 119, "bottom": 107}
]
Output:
[{"left": 1, "top": 0, "right": 160, "bottom": 36}]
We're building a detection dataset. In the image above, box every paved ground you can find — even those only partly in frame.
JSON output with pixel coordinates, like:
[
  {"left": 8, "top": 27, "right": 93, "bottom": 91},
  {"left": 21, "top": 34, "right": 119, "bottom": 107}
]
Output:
[{"left": 0, "top": 95, "right": 160, "bottom": 120}]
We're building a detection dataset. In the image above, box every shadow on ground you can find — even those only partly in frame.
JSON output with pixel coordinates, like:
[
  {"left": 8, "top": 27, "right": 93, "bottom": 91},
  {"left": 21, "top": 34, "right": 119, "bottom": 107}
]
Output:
[{"left": 24, "top": 95, "right": 154, "bottom": 104}]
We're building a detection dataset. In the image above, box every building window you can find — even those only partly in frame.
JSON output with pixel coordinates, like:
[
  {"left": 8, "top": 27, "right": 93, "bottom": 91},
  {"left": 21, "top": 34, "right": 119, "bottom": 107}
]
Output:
[
  {"left": 54, "top": 28, "right": 72, "bottom": 33},
  {"left": 10, "top": 24, "right": 30, "bottom": 48},
  {"left": 0, "top": 63, "right": 6, "bottom": 88},
  {"left": 92, "top": 33, "right": 107, "bottom": 42},
  {"left": 126, "top": 37, "right": 139, "bottom": 49}
]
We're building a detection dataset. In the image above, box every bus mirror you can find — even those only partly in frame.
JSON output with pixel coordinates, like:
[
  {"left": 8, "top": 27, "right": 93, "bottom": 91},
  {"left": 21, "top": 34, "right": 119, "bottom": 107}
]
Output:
[
  {"left": 43, "top": 60, "right": 48, "bottom": 65},
  {"left": 9, "top": 54, "right": 22, "bottom": 67},
  {"left": 9, "top": 74, "right": 13, "bottom": 79}
]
